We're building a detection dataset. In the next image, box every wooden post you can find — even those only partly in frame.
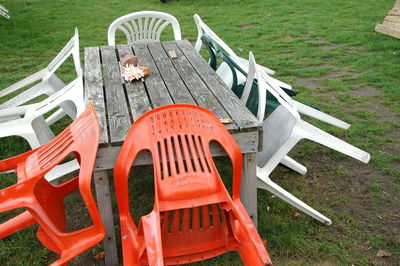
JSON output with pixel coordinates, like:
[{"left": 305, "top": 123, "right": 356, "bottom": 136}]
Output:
[
  {"left": 240, "top": 153, "right": 258, "bottom": 228},
  {"left": 93, "top": 171, "right": 119, "bottom": 265}
]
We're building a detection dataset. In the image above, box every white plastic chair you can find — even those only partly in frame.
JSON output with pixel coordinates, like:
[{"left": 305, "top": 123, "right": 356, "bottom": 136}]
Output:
[
  {"left": 0, "top": 28, "right": 81, "bottom": 107},
  {"left": 0, "top": 77, "right": 85, "bottom": 181},
  {"left": 203, "top": 34, "right": 351, "bottom": 175},
  {"left": 108, "top": 11, "right": 181, "bottom": 46},
  {"left": 0, "top": 28, "right": 81, "bottom": 124},
  {"left": 246, "top": 52, "right": 370, "bottom": 224},
  {"left": 193, "top": 14, "right": 292, "bottom": 91}
]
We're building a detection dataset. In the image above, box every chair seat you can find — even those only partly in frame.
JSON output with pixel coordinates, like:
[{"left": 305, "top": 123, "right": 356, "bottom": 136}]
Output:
[{"left": 157, "top": 172, "right": 219, "bottom": 201}]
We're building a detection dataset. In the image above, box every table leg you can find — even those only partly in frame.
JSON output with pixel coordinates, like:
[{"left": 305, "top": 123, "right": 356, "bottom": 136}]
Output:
[
  {"left": 93, "top": 170, "right": 119, "bottom": 265},
  {"left": 240, "top": 152, "right": 258, "bottom": 228}
]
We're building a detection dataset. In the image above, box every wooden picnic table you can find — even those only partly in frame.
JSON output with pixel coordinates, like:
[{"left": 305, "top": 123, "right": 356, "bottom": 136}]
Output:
[{"left": 83, "top": 40, "right": 262, "bottom": 265}]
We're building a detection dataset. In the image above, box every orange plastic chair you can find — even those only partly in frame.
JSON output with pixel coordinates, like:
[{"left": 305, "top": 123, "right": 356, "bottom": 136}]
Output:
[
  {"left": 114, "top": 104, "right": 272, "bottom": 265},
  {"left": 0, "top": 103, "right": 105, "bottom": 265}
]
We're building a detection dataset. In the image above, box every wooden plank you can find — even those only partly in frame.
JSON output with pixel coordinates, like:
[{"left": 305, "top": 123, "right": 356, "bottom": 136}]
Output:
[
  {"left": 375, "top": 24, "right": 400, "bottom": 39},
  {"left": 146, "top": 42, "right": 196, "bottom": 105},
  {"left": 160, "top": 41, "right": 238, "bottom": 131},
  {"left": 381, "top": 20, "right": 400, "bottom": 30},
  {"left": 84, "top": 47, "right": 108, "bottom": 144},
  {"left": 131, "top": 43, "right": 174, "bottom": 108},
  {"left": 94, "top": 131, "right": 259, "bottom": 170},
  {"left": 117, "top": 44, "right": 152, "bottom": 120},
  {"left": 240, "top": 153, "right": 258, "bottom": 228},
  {"left": 174, "top": 40, "right": 261, "bottom": 132},
  {"left": 93, "top": 171, "right": 119, "bottom": 266},
  {"left": 100, "top": 46, "right": 132, "bottom": 143},
  {"left": 384, "top": 15, "right": 400, "bottom": 23}
]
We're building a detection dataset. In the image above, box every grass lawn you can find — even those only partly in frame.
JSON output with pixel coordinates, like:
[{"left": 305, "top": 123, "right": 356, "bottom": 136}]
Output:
[{"left": 1, "top": 0, "right": 399, "bottom": 265}]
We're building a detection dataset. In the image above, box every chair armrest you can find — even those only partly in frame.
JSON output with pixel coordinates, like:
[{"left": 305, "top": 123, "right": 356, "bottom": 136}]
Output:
[
  {"left": 237, "top": 56, "right": 276, "bottom": 75},
  {"left": 0, "top": 106, "right": 29, "bottom": 118},
  {"left": 0, "top": 69, "right": 46, "bottom": 98},
  {"left": 0, "top": 149, "right": 37, "bottom": 173}
]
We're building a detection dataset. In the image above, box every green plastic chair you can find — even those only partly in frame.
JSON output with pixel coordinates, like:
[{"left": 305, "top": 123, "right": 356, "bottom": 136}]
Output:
[{"left": 201, "top": 34, "right": 298, "bottom": 118}]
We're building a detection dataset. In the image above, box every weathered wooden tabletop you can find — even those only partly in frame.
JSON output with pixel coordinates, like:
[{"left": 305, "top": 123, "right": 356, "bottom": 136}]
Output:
[
  {"left": 84, "top": 40, "right": 261, "bottom": 146},
  {"left": 83, "top": 40, "right": 262, "bottom": 265}
]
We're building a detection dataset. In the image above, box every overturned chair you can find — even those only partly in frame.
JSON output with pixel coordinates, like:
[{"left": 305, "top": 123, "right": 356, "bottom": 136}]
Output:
[
  {"left": 0, "top": 104, "right": 105, "bottom": 265},
  {"left": 114, "top": 104, "right": 272, "bottom": 265}
]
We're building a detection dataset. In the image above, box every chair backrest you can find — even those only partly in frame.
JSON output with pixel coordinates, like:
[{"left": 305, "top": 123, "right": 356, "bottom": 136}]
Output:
[
  {"left": 193, "top": 14, "right": 238, "bottom": 61},
  {"left": 114, "top": 104, "right": 243, "bottom": 206},
  {"left": 0, "top": 104, "right": 104, "bottom": 264},
  {"left": 108, "top": 11, "right": 181, "bottom": 46},
  {"left": 202, "top": 34, "right": 299, "bottom": 120},
  {"left": 45, "top": 27, "right": 82, "bottom": 79}
]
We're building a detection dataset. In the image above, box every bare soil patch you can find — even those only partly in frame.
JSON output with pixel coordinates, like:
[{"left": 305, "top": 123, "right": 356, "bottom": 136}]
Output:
[
  {"left": 273, "top": 144, "right": 400, "bottom": 264},
  {"left": 351, "top": 87, "right": 382, "bottom": 97},
  {"left": 309, "top": 39, "right": 326, "bottom": 44},
  {"left": 320, "top": 70, "right": 357, "bottom": 79},
  {"left": 318, "top": 43, "right": 345, "bottom": 51},
  {"left": 296, "top": 77, "right": 326, "bottom": 89},
  {"left": 237, "top": 24, "right": 259, "bottom": 30},
  {"left": 282, "top": 35, "right": 295, "bottom": 41}
]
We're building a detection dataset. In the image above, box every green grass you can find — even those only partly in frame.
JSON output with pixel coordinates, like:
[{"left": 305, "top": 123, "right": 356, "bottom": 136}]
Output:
[{"left": 1, "top": 0, "right": 399, "bottom": 265}]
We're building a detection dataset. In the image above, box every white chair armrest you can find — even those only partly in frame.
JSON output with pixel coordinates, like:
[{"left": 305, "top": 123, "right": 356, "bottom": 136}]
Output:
[{"left": 0, "top": 69, "right": 46, "bottom": 98}]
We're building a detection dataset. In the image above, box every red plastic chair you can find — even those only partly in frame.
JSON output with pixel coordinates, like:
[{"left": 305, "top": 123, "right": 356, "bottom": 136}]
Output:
[
  {"left": 114, "top": 104, "right": 272, "bottom": 265},
  {"left": 0, "top": 103, "right": 105, "bottom": 265}
]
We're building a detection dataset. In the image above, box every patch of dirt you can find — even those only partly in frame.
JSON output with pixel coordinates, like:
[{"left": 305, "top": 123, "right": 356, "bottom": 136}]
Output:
[
  {"left": 347, "top": 46, "right": 372, "bottom": 55},
  {"left": 296, "top": 77, "right": 326, "bottom": 89},
  {"left": 351, "top": 87, "right": 382, "bottom": 97},
  {"left": 274, "top": 145, "right": 400, "bottom": 264},
  {"left": 237, "top": 24, "right": 259, "bottom": 30},
  {"left": 279, "top": 52, "right": 294, "bottom": 56},
  {"left": 313, "top": 90, "right": 339, "bottom": 102},
  {"left": 320, "top": 70, "right": 357, "bottom": 79},
  {"left": 318, "top": 43, "right": 345, "bottom": 51},
  {"left": 310, "top": 39, "right": 326, "bottom": 44},
  {"left": 310, "top": 64, "right": 331, "bottom": 69},
  {"left": 282, "top": 35, "right": 295, "bottom": 41},
  {"left": 361, "top": 102, "right": 399, "bottom": 122}
]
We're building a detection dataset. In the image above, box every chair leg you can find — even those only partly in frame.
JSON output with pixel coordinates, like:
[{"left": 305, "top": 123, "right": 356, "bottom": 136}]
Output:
[
  {"left": 46, "top": 109, "right": 67, "bottom": 126},
  {"left": 256, "top": 174, "right": 332, "bottom": 225},
  {"left": 280, "top": 155, "right": 307, "bottom": 175},
  {"left": 296, "top": 120, "right": 370, "bottom": 163},
  {"left": 0, "top": 211, "right": 36, "bottom": 239},
  {"left": 141, "top": 211, "right": 164, "bottom": 266},
  {"left": 45, "top": 160, "right": 80, "bottom": 182},
  {"left": 293, "top": 100, "right": 350, "bottom": 129}
]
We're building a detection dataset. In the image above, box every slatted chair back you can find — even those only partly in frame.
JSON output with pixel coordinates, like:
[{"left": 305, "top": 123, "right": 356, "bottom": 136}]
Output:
[
  {"left": 0, "top": 104, "right": 105, "bottom": 265},
  {"left": 114, "top": 104, "right": 272, "bottom": 265},
  {"left": 107, "top": 11, "right": 181, "bottom": 46}
]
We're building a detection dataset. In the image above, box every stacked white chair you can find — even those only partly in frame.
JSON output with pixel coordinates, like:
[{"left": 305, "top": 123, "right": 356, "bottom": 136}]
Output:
[
  {"left": 0, "top": 28, "right": 82, "bottom": 125},
  {"left": 245, "top": 52, "right": 370, "bottom": 225},
  {"left": 108, "top": 11, "right": 181, "bottom": 46},
  {"left": 0, "top": 77, "right": 85, "bottom": 181},
  {"left": 201, "top": 33, "right": 352, "bottom": 175},
  {"left": 0, "top": 29, "right": 84, "bottom": 181}
]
